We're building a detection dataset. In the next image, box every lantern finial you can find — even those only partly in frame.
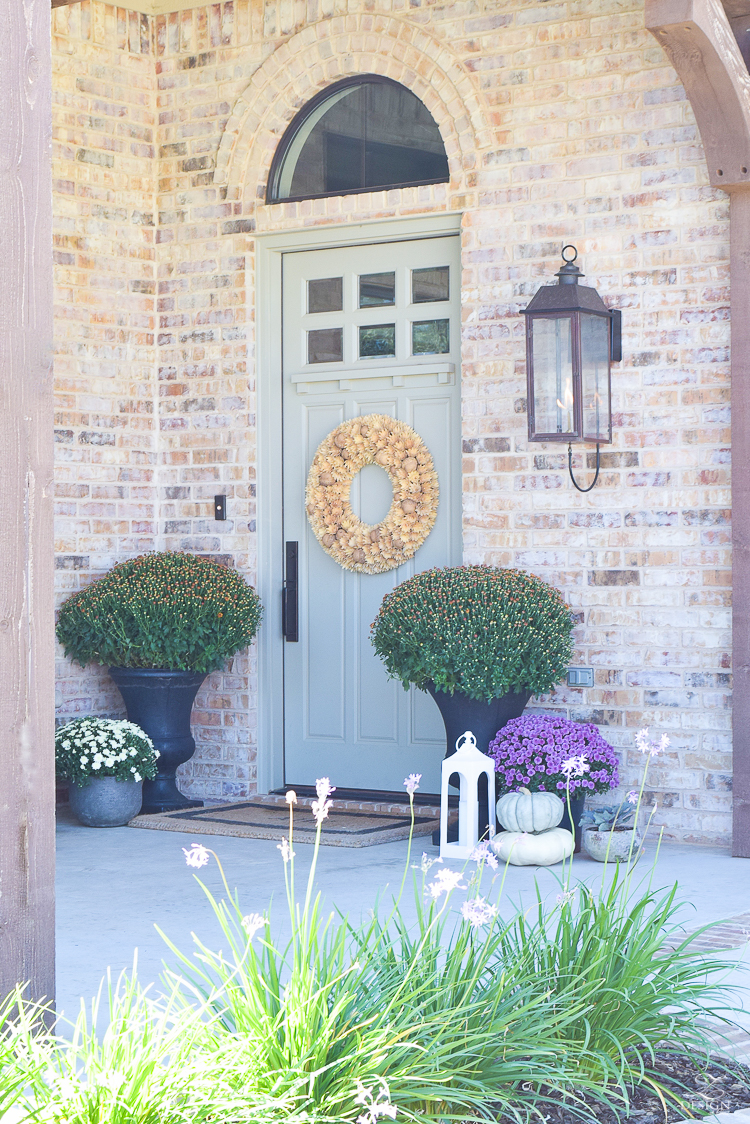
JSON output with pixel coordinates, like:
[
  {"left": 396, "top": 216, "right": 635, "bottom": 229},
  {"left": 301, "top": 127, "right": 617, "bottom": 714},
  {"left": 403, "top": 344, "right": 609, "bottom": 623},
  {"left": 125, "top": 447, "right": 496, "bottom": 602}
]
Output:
[{"left": 556, "top": 245, "right": 584, "bottom": 285}]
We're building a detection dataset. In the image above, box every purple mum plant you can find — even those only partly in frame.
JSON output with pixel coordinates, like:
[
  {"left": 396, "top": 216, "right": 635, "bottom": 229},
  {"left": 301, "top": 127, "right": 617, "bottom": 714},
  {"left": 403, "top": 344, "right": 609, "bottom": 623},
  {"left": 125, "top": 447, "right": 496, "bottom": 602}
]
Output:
[{"left": 488, "top": 714, "right": 619, "bottom": 797}]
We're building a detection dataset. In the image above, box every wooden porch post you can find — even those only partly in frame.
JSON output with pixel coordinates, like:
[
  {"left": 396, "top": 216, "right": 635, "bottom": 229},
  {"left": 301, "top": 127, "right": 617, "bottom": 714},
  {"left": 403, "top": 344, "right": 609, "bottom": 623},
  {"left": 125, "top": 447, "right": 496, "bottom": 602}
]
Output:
[
  {"left": 0, "top": 0, "right": 56, "bottom": 1005},
  {"left": 729, "top": 190, "right": 750, "bottom": 857}
]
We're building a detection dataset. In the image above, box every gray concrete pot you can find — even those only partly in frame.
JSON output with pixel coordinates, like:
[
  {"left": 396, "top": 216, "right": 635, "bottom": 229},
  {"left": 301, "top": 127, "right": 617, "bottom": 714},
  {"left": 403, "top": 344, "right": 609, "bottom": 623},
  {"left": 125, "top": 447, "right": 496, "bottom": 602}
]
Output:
[
  {"left": 68, "top": 777, "right": 143, "bottom": 827},
  {"left": 582, "top": 826, "right": 643, "bottom": 863}
]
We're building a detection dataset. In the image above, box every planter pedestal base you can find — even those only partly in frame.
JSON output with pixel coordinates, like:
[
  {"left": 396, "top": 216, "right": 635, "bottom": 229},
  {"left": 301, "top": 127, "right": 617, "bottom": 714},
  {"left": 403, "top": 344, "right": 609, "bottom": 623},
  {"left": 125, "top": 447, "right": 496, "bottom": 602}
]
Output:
[
  {"left": 139, "top": 777, "right": 203, "bottom": 815},
  {"left": 109, "top": 667, "right": 207, "bottom": 815}
]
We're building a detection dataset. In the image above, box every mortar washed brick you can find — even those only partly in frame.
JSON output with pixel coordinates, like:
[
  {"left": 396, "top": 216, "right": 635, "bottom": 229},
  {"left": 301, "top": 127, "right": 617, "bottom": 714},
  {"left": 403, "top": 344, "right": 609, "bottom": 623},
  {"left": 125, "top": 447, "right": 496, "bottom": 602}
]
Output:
[{"left": 52, "top": 0, "right": 732, "bottom": 841}]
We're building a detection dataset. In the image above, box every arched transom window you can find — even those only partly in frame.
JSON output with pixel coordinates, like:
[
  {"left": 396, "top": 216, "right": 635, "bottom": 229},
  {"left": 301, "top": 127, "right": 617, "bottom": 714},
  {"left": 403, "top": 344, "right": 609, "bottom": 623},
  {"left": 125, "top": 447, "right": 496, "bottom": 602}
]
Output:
[{"left": 267, "top": 76, "right": 450, "bottom": 203}]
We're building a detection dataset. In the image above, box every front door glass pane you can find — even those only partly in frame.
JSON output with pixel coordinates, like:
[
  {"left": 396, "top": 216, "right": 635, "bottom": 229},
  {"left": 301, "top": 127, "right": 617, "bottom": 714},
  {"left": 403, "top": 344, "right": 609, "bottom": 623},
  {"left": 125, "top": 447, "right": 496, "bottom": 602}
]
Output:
[
  {"left": 412, "top": 266, "right": 449, "bottom": 303},
  {"left": 308, "top": 327, "right": 343, "bottom": 364},
  {"left": 531, "top": 316, "right": 575, "bottom": 436},
  {"left": 308, "top": 277, "right": 343, "bottom": 314},
  {"left": 412, "top": 319, "right": 450, "bottom": 355},
  {"left": 359, "top": 323, "right": 396, "bottom": 358},
  {"left": 581, "top": 314, "right": 611, "bottom": 441},
  {"left": 359, "top": 272, "right": 395, "bottom": 307}
]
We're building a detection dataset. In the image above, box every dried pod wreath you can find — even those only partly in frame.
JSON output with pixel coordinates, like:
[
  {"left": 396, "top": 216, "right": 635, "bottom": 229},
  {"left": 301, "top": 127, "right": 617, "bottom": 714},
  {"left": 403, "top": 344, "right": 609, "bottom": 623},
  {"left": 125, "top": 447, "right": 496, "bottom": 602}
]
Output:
[{"left": 305, "top": 414, "right": 439, "bottom": 574}]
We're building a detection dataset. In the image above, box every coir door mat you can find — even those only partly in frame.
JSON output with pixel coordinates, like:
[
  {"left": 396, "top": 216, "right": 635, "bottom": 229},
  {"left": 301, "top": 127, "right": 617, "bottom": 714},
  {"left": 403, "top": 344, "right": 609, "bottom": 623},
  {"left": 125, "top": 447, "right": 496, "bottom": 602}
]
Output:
[{"left": 128, "top": 800, "right": 439, "bottom": 847}]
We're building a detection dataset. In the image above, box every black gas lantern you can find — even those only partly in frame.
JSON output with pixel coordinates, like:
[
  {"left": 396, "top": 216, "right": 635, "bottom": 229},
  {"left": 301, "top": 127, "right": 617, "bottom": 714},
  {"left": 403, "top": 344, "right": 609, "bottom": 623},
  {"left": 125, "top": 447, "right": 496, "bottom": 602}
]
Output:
[{"left": 523, "top": 246, "right": 621, "bottom": 491}]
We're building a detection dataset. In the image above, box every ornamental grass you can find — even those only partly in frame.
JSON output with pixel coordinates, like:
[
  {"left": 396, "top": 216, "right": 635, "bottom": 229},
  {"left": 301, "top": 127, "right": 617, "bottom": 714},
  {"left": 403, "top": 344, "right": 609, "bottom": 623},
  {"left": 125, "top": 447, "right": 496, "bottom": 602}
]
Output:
[
  {"left": 371, "top": 565, "right": 574, "bottom": 700},
  {"left": 1, "top": 740, "right": 744, "bottom": 1124},
  {"left": 56, "top": 552, "right": 263, "bottom": 674}
]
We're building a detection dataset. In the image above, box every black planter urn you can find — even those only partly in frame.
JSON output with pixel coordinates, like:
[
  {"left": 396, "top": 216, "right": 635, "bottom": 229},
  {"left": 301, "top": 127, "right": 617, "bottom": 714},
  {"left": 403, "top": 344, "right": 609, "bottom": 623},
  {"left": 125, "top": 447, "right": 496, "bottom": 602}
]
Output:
[
  {"left": 109, "top": 667, "right": 207, "bottom": 814},
  {"left": 427, "top": 682, "right": 531, "bottom": 842}
]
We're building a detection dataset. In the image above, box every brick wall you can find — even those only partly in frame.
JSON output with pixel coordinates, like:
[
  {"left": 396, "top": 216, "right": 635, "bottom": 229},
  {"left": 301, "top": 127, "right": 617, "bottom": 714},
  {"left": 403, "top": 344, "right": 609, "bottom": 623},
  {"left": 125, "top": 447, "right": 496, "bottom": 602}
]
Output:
[
  {"left": 52, "top": 2, "right": 158, "bottom": 726},
  {"left": 52, "top": 0, "right": 733, "bottom": 842}
]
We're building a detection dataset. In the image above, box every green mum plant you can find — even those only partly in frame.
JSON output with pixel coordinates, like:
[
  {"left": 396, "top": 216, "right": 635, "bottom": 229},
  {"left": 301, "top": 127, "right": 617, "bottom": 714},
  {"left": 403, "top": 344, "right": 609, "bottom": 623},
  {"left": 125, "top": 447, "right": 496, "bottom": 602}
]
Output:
[
  {"left": 56, "top": 552, "right": 263, "bottom": 674},
  {"left": 371, "top": 565, "right": 573, "bottom": 701},
  {"left": 55, "top": 717, "right": 159, "bottom": 786}
]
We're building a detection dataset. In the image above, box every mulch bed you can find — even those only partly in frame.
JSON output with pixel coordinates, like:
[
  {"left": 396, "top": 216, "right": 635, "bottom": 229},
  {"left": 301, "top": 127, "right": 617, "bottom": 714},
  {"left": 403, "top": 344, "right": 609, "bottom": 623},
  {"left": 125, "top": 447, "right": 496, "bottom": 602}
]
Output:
[{"left": 495, "top": 1052, "right": 750, "bottom": 1123}]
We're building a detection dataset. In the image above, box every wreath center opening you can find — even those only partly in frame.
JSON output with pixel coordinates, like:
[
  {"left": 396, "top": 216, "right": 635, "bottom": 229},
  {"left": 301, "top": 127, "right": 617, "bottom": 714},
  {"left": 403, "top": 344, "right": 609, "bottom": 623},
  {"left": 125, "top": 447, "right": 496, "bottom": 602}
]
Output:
[{"left": 351, "top": 463, "right": 394, "bottom": 526}]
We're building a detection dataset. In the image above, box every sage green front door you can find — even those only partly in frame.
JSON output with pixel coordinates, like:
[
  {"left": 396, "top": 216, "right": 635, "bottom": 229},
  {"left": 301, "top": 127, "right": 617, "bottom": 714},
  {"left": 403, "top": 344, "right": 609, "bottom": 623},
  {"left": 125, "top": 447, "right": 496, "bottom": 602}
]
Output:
[{"left": 282, "top": 235, "right": 462, "bottom": 794}]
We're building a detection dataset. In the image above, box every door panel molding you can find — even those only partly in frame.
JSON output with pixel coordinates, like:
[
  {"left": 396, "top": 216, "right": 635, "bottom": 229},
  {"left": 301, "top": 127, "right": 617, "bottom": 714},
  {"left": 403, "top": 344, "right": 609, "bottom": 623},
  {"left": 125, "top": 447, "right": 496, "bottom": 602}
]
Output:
[{"left": 255, "top": 213, "right": 462, "bottom": 794}]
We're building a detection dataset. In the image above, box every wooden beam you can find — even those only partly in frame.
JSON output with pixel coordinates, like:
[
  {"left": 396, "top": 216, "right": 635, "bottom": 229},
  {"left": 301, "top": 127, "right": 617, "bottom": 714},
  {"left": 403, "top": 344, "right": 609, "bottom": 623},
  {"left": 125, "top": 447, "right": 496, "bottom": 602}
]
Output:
[
  {"left": 51, "top": 0, "right": 218, "bottom": 12},
  {"left": 723, "top": 0, "right": 750, "bottom": 16},
  {"left": 646, "top": 0, "right": 750, "bottom": 190},
  {"left": 0, "top": 0, "right": 56, "bottom": 1007}
]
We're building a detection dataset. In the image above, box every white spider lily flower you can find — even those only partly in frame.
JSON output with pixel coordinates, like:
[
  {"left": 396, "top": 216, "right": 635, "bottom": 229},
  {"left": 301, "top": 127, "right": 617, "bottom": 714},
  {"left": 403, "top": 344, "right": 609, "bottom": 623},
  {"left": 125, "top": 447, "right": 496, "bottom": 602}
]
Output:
[
  {"left": 182, "top": 842, "right": 210, "bottom": 868},
  {"left": 470, "top": 841, "right": 498, "bottom": 870},
  {"left": 461, "top": 896, "right": 497, "bottom": 928},
  {"left": 311, "top": 776, "right": 336, "bottom": 824},
  {"left": 635, "top": 727, "right": 670, "bottom": 757},
  {"left": 241, "top": 912, "right": 265, "bottom": 940},
  {"left": 403, "top": 772, "right": 421, "bottom": 795},
  {"left": 426, "top": 867, "right": 465, "bottom": 900},
  {"left": 354, "top": 1079, "right": 398, "bottom": 1123},
  {"left": 412, "top": 852, "right": 442, "bottom": 874},
  {"left": 561, "top": 754, "right": 589, "bottom": 779}
]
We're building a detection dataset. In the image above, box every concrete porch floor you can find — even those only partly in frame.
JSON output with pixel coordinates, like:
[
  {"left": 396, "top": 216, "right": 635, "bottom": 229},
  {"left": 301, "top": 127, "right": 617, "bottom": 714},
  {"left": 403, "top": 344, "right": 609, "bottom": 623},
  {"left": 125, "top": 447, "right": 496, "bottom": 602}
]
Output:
[{"left": 55, "top": 805, "right": 750, "bottom": 1052}]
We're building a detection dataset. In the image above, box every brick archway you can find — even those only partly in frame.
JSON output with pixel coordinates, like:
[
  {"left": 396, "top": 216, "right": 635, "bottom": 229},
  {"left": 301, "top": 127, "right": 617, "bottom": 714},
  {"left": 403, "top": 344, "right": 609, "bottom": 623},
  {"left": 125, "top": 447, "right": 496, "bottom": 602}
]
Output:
[{"left": 213, "top": 13, "right": 493, "bottom": 206}]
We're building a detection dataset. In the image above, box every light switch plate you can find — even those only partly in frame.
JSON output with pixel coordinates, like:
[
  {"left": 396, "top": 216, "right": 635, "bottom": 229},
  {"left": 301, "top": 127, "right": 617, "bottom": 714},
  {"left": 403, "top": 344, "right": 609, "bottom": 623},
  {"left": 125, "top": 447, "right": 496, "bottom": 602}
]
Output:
[{"left": 567, "top": 667, "right": 594, "bottom": 688}]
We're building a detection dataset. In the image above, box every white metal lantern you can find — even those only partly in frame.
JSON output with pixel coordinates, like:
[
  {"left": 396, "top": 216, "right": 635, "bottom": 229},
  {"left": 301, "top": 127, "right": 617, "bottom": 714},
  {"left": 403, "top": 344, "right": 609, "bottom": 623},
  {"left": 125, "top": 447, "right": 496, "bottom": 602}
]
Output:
[{"left": 440, "top": 730, "right": 496, "bottom": 860}]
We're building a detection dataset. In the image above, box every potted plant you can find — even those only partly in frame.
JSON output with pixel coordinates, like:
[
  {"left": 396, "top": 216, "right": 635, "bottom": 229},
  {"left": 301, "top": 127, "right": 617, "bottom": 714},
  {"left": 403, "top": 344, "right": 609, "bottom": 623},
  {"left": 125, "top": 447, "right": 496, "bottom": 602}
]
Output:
[
  {"left": 488, "top": 714, "right": 619, "bottom": 850},
  {"left": 56, "top": 552, "right": 263, "bottom": 814},
  {"left": 580, "top": 800, "right": 642, "bottom": 862},
  {"left": 372, "top": 565, "right": 573, "bottom": 750},
  {"left": 55, "top": 717, "right": 159, "bottom": 827},
  {"left": 371, "top": 566, "right": 573, "bottom": 834}
]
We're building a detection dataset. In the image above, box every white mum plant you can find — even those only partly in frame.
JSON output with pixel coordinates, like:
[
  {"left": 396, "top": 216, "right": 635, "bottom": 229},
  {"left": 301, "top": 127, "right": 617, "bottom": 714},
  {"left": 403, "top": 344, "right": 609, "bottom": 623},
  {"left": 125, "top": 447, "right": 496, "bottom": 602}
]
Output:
[{"left": 55, "top": 717, "right": 159, "bottom": 786}]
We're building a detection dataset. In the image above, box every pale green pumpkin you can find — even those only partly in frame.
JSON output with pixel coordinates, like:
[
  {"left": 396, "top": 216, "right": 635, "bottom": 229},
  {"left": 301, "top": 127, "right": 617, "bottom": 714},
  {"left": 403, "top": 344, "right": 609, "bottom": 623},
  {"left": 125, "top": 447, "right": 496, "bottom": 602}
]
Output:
[
  {"left": 491, "top": 827, "right": 574, "bottom": 867},
  {"left": 496, "top": 787, "right": 564, "bottom": 834}
]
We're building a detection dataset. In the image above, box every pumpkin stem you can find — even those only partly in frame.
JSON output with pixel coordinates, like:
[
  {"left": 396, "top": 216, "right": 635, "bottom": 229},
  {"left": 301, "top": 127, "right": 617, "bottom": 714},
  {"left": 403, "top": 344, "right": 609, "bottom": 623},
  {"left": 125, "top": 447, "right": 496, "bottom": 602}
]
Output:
[{"left": 519, "top": 787, "right": 531, "bottom": 795}]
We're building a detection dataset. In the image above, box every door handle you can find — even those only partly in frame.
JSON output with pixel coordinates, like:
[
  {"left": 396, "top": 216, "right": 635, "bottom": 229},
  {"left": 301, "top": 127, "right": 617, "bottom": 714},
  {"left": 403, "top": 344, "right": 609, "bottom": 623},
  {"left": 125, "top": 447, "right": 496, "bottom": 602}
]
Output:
[{"left": 282, "top": 541, "right": 299, "bottom": 642}]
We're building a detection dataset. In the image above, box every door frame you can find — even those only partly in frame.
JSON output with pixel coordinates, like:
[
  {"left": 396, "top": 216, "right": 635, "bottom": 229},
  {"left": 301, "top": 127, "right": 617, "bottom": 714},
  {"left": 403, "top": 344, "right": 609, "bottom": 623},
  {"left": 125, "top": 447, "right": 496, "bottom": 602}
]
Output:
[{"left": 254, "top": 212, "right": 463, "bottom": 794}]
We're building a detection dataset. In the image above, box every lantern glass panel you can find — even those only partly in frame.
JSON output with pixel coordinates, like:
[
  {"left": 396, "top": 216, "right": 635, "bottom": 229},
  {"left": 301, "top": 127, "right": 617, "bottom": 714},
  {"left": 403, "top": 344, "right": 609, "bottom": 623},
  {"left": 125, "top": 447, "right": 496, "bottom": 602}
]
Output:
[
  {"left": 580, "top": 314, "right": 611, "bottom": 442},
  {"left": 531, "top": 316, "right": 574, "bottom": 437}
]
